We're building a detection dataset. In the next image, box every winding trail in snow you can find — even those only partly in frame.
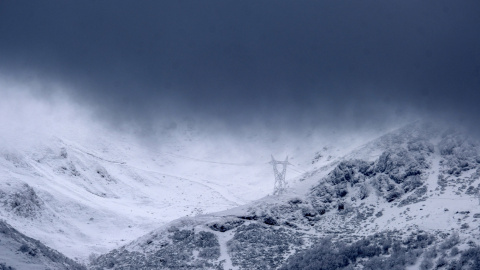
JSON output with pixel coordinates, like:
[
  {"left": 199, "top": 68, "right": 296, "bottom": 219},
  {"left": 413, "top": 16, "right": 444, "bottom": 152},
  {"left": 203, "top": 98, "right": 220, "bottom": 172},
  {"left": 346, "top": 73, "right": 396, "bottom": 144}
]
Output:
[{"left": 122, "top": 163, "right": 247, "bottom": 206}]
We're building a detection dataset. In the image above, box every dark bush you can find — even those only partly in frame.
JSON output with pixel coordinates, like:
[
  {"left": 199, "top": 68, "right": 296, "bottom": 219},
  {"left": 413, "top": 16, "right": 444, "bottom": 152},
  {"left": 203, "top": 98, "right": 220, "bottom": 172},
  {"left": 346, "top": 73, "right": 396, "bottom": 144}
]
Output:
[
  {"left": 171, "top": 229, "right": 194, "bottom": 244},
  {"left": 402, "top": 176, "right": 423, "bottom": 193},
  {"left": 343, "top": 239, "right": 381, "bottom": 262},
  {"left": 289, "top": 198, "right": 303, "bottom": 205},
  {"left": 195, "top": 231, "right": 218, "bottom": 248},
  {"left": 440, "top": 234, "right": 460, "bottom": 249},
  {"left": 227, "top": 223, "right": 303, "bottom": 269},
  {"left": 436, "top": 256, "right": 447, "bottom": 268},
  {"left": 386, "top": 190, "right": 402, "bottom": 202},
  {"left": 18, "top": 243, "right": 37, "bottom": 257},
  {"left": 0, "top": 263, "right": 16, "bottom": 270},
  {"left": 337, "top": 188, "right": 348, "bottom": 197},
  {"left": 198, "top": 247, "right": 220, "bottom": 259},
  {"left": 279, "top": 239, "right": 349, "bottom": 270},
  {"left": 281, "top": 232, "right": 433, "bottom": 270},
  {"left": 420, "top": 257, "right": 433, "bottom": 270},
  {"left": 453, "top": 247, "right": 480, "bottom": 269},
  {"left": 264, "top": 217, "right": 278, "bottom": 226},
  {"left": 209, "top": 219, "right": 244, "bottom": 232},
  {"left": 18, "top": 244, "right": 30, "bottom": 253}
]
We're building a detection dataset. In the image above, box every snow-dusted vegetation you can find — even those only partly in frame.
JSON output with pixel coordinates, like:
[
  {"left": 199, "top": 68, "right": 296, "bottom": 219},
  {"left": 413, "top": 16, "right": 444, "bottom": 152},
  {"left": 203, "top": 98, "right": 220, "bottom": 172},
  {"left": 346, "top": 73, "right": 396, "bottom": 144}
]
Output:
[
  {"left": 0, "top": 220, "right": 85, "bottom": 269},
  {"left": 3, "top": 122, "right": 480, "bottom": 269},
  {"left": 83, "top": 123, "right": 480, "bottom": 270}
]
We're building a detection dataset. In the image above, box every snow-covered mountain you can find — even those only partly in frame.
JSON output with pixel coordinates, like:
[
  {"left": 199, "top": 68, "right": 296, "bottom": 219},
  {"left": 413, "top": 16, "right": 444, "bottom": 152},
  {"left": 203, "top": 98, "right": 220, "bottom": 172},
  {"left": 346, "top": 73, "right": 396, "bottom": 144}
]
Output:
[
  {"left": 87, "top": 122, "right": 480, "bottom": 269},
  {"left": 0, "top": 220, "right": 85, "bottom": 270},
  {"left": 0, "top": 132, "right": 279, "bottom": 261},
  {"left": 3, "top": 120, "right": 480, "bottom": 269},
  {"left": 0, "top": 100, "right": 374, "bottom": 267}
]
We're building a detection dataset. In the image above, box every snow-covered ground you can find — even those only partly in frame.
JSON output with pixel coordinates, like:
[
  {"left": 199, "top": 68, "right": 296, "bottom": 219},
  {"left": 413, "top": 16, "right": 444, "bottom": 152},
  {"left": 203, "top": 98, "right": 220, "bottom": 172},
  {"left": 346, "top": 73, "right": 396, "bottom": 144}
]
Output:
[
  {"left": 0, "top": 133, "right": 268, "bottom": 260},
  {"left": 88, "top": 123, "right": 480, "bottom": 269},
  {"left": 1, "top": 132, "right": 374, "bottom": 261},
  {"left": 0, "top": 88, "right": 383, "bottom": 262}
]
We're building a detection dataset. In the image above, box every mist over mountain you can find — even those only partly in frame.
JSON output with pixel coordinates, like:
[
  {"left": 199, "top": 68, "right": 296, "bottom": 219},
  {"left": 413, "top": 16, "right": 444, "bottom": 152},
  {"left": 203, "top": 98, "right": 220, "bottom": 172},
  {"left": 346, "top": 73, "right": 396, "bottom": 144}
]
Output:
[
  {"left": 1, "top": 1, "right": 480, "bottom": 136},
  {"left": 85, "top": 122, "right": 480, "bottom": 270},
  {"left": 1, "top": 1, "right": 480, "bottom": 269},
  {"left": 2, "top": 90, "right": 480, "bottom": 269}
]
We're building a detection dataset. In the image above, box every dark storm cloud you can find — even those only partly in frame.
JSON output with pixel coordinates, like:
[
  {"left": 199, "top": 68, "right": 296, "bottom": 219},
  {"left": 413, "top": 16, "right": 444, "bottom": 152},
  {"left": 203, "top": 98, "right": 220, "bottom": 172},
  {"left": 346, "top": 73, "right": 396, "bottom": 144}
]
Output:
[{"left": 1, "top": 0, "right": 479, "bottom": 132}]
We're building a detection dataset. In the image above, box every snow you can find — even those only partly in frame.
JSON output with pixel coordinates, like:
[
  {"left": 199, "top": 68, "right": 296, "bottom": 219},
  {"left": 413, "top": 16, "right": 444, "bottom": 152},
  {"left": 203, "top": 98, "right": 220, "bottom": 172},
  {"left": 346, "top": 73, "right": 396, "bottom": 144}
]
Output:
[
  {"left": 0, "top": 237, "right": 45, "bottom": 270},
  {"left": 14, "top": 120, "right": 476, "bottom": 269},
  {"left": 213, "top": 230, "right": 237, "bottom": 270},
  {"left": 2, "top": 86, "right": 442, "bottom": 266},
  {"left": 0, "top": 112, "right": 376, "bottom": 262}
]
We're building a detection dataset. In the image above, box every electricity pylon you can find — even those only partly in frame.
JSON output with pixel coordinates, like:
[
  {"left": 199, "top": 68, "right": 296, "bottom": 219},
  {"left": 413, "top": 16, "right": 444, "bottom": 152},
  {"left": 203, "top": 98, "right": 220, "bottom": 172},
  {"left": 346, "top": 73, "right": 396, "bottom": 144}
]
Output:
[{"left": 270, "top": 155, "right": 290, "bottom": 195}]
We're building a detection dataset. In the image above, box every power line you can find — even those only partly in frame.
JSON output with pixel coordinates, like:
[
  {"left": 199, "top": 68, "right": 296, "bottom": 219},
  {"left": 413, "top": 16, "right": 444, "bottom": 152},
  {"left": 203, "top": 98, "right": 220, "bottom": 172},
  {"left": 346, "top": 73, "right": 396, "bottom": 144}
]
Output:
[
  {"left": 159, "top": 151, "right": 309, "bottom": 180},
  {"left": 290, "top": 163, "right": 308, "bottom": 173},
  {"left": 289, "top": 167, "right": 305, "bottom": 175}
]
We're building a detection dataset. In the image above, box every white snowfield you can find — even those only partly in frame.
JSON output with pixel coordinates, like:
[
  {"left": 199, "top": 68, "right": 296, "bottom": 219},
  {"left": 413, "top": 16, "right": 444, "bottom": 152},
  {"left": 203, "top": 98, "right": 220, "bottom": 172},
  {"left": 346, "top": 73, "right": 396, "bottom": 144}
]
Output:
[
  {"left": 1, "top": 88, "right": 385, "bottom": 264},
  {"left": 88, "top": 122, "right": 480, "bottom": 269},
  {"left": 0, "top": 136, "right": 257, "bottom": 260},
  {"left": 0, "top": 113, "right": 373, "bottom": 263},
  {"left": 3, "top": 98, "right": 479, "bottom": 269}
]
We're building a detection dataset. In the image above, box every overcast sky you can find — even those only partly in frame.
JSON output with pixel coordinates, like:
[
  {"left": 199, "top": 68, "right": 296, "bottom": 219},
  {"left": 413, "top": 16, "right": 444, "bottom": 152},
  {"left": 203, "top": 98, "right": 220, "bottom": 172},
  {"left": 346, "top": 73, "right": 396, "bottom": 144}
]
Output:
[{"left": 1, "top": 1, "right": 479, "bottom": 135}]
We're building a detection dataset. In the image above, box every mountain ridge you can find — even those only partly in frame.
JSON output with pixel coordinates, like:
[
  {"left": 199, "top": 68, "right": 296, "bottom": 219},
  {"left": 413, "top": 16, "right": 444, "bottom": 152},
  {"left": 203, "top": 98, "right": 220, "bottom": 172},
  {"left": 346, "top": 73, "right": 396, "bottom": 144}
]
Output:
[
  {"left": 3, "top": 122, "right": 480, "bottom": 269},
  {"left": 89, "top": 122, "right": 480, "bottom": 269}
]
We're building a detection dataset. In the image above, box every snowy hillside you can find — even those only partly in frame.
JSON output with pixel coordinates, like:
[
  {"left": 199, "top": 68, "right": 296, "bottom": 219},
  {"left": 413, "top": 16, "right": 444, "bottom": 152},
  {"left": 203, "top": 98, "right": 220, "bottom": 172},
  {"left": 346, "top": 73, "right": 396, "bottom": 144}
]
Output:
[
  {"left": 0, "top": 134, "right": 271, "bottom": 261},
  {"left": 89, "top": 122, "right": 480, "bottom": 269},
  {"left": 0, "top": 108, "right": 377, "bottom": 266},
  {"left": 0, "top": 219, "right": 85, "bottom": 270},
  {"left": 0, "top": 89, "right": 383, "bottom": 264}
]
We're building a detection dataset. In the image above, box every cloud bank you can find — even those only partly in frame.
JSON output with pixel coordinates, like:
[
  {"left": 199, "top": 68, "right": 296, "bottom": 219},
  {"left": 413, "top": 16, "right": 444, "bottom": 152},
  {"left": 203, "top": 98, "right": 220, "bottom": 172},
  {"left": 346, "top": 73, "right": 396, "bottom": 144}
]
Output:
[{"left": 0, "top": 1, "right": 479, "bottom": 136}]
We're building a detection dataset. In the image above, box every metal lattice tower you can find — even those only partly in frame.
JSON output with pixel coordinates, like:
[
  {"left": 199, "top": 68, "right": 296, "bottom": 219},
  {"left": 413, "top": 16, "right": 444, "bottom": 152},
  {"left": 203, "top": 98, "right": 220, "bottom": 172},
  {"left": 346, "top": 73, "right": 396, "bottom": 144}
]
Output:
[{"left": 270, "top": 155, "right": 290, "bottom": 195}]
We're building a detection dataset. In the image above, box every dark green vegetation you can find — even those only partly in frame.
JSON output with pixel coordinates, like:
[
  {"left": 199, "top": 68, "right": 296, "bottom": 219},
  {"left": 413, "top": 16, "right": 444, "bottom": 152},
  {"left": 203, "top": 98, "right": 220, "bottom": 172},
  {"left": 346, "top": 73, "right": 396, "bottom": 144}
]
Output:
[
  {"left": 91, "top": 226, "right": 222, "bottom": 270},
  {"left": 280, "top": 231, "right": 480, "bottom": 270},
  {"left": 227, "top": 223, "right": 304, "bottom": 270}
]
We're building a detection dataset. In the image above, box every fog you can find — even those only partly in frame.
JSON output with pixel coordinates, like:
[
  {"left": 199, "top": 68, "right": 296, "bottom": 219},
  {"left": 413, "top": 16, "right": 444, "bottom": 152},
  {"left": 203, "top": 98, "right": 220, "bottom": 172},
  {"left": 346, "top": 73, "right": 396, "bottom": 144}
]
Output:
[{"left": 1, "top": 1, "right": 479, "bottom": 143}]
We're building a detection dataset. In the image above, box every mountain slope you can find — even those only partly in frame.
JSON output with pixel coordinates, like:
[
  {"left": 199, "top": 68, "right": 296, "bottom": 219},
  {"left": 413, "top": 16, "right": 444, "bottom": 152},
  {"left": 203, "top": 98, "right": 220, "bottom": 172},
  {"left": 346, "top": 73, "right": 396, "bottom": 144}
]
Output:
[
  {"left": 90, "top": 123, "right": 480, "bottom": 269},
  {"left": 0, "top": 219, "right": 85, "bottom": 270},
  {"left": 1, "top": 121, "right": 366, "bottom": 262},
  {"left": 0, "top": 136, "right": 252, "bottom": 261}
]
